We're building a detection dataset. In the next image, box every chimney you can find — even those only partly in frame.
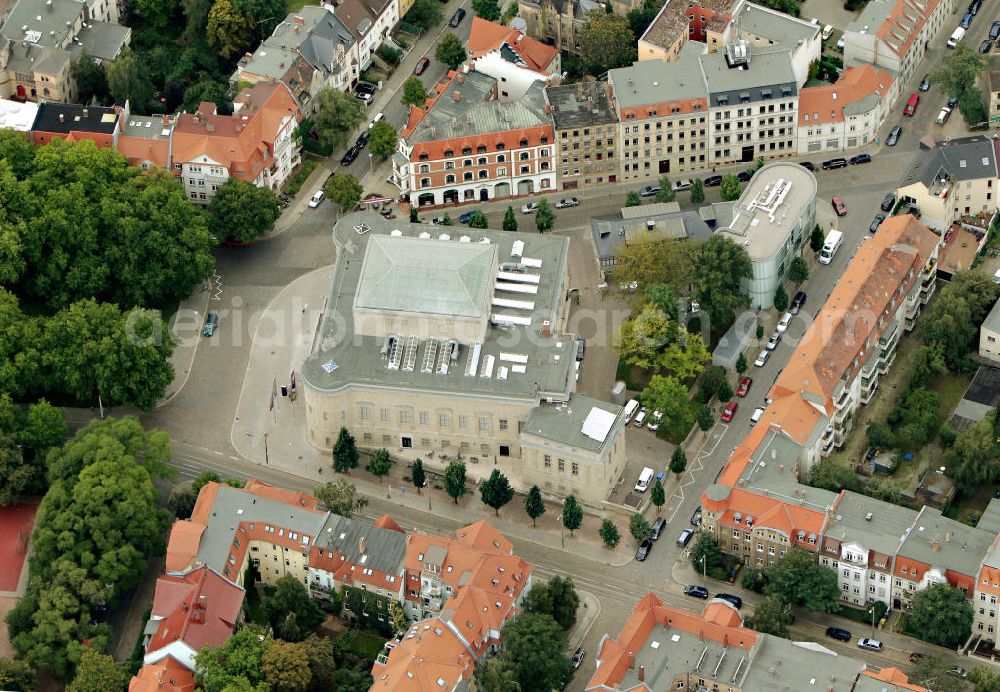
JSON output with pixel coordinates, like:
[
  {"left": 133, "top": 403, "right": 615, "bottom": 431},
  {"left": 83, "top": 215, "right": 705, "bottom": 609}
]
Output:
[
  {"left": 359, "top": 536, "right": 367, "bottom": 554},
  {"left": 457, "top": 73, "right": 465, "bottom": 83},
  {"left": 82, "top": 107, "right": 88, "bottom": 117},
  {"left": 294, "top": 15, "right": 305, "bottom": 24},
  {"left": 627, "top": 652, "right": 635, "bottom": 669},
  {"left": 587, "top": 96, "right": 594, "bottom": 110},
  {"left": 542, "top": 320, "right": 551, "bottom": 337},
  {"left": 723, "top": 634, "right": 729, "bottom": 648},
  {"left": 932, "top": 539, "right": 941, "bottom": 552},
  {"left": 162, "top": 115, "right": 169, "bottom": 125},
  {"left": 58, "top": 113, "right": 64, "bottom": 123},
  {"left": 453, "top": 91, "right": 462, "bottom": 102},
  {"left": 778, "top": 464, "right": 784, "bottom": 473},
  {"left": 637, "top": 665, "right": 645, "bottom": 682}
]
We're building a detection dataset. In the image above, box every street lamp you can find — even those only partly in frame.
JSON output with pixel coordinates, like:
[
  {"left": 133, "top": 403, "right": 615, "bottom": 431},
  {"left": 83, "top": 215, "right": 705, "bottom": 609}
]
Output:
[
  {"left": 368, "top": 152, "right": 374, "bottom": 175},
  {"left": 557, "top": 512, "right": 565, "bottom": 549},
  {"left": 699, "top": 554, "right": 707, "bottom": 582},
  {"left": 867, "top": 604, "right": 877, "bottom": 638}
]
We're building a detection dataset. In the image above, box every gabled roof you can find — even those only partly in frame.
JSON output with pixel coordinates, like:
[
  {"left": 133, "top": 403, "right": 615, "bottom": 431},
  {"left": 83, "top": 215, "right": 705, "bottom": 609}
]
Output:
[
  {"left": 374, "top": 514, "right": 405, "bottom": 532},
  {"left": 466, "top": 17, "right": 559, "bottom": 73},
  {"left": 899, "top": 135, "right": 998, "bottom": 189},
  {"left": 371, "top": 617, "right": 473, "bottom": 691},
  {"left": 798, "top": 65, "right": 894, "bottom": 126},
  {"left": 128, "top": 658, "right": 195, "bottom": 692}
]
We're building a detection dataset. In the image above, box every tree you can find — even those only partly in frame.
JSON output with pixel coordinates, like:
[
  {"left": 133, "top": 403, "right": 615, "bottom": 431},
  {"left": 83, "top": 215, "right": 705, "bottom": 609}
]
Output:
[
  {"left": 369, "top": 121, "right": 398, "bottom": 159},
  {"left": 232, "top": 0, "right": 286, "bottom": 38},
  {"left": 208, "top": 178, "right": 279, "bottom": 243},
  {"left": 547, "top": 576, "right": 580, "bottom": 630},
  {"left": 441, "top": 212, "right": 453, "bottom": 226},
  {"left": 697, "top": 404, "right": 714, "bottom": 431},
  {"left": 886, "top": 387, "right": 941, "bottom": 452},
  {"left": 472, "top": 0, "right": 501, "bottom": 20},
  {"left": 808, "top": 457, "right": 858, "bottom": 492},
  {"left": 195, "top": 626, "right": 268, "bottom": 691},
  {"left": 262, "top": 641, "right": 312, "bottom": 692},
  {"left": 670, "top": 446, "right": 687, "bottom": 476},
  {"left": 579, "top": 11, "right": 636, "bottom": 74},
  {"left": 810, "top": 224, "right": 825, "bottom": 252},
  {"left": 746, "top": 595, "right": 793, "bottom": 638},
  {"left": 524, "top": 485, "right": 545, "bottom": 526},
  {"left": 866, "top": 421, "right": 894, "bottom": 449},
  {"left": 389, "top": 600, "right": 407, "bottom": 633},
  {"left": 655, "top": 177, "right": 676, "bottom": 203},
  {"left": 625, "top": 190, "right": 642, "bottom": 207},
  {"left": 650, "top": 478, "right": 665, "bottom": 512},
  {"left": 788, "top": 256, "right": 808, "bottom": 284},
  {"left": 599, "top": 518, "right": 620, "bottom": 548},
  {"left": 700, "top": 365, "right": 728, "bottom": 401},
  {"left": 618, "top": 306, "right": 675, "bottom": 369},
  {"left": 561, "top": 495, "right": 582, "bottom": 535},
  {"left": 629, "top": 513, "right": 651, "bottom": 543},
  {"left": 67, "top": 650, "right": 128, "bottom": 692},
  {"left": 720, "top": 174, "right": 741, "bottom": 201},
  {"left": 332, "top": 427, "right": 359, "bottom": 472},
  {"left": 689, "top": 532, "right": 725, "bottom": 572},
  {"left": 366, "top": 448, "right": 392, "bottom": 482},
  {"left": 0, "top": 129, "right": 35, "bottom": 178},
  {"left": 946, "top": 416, "right": 1000, "bottom": 492},
  {"left": 404, "top": 0, "right": 443, "bottom": 30},
  {"left": 931, "top": 43, "right": 988, "bottom": 125},
  {"left": 735, "top": 352, "right": 747, "bottom": 374},
  {"left": 315, "top": 479, "right": 367, "bottom": 518},
  {"left": 474, "top": 653, "right": 518, "bottom": 692},
  {"left": 641, "top": 375, "right": 688, "bottom": 425},
  {"left": 534, "top": 198, "right": 555, "bottom": 233},
  {"left": 499, "top": 613, "right": 571, "bottom": 692},
  {"left": 206, "top": 0, "right": 255, "bottom": 59},
  {"left": 324, "top": 173, "right": 363, "bottom": 215},
  {"left": 264, "top": 576, "right": 327, "bottom": 642},
  {"left": 763, "top": 548, "right": 841, "bottom": 612},
  {"left": 436, "top": 34, "right": 467, "bottom": 69},
  {"left": 645, "top": 284, "right": 680, "bottom": 320},
  {"left": 716, "top": 378, "right": 733, "bottom": 402},
  {"left": 693, "top": 235, "right": 752, "bottom": 330},
  {"left": 613, "top": 236, "right": 700, "bottom": 295},
  {"left": 502, "top": 206, "right": 518, "bottom": 232},
  {"left": 909, "top": 583, "right": 974, "bottom": 648},
  {"left": 970, "top": 667, "right": 1000, "bottom": 692},
  {"left": 690, "top": 178, "right": 705, "bottom": 204},
  {"left": 773, "top": 284, "right": 788, "bottom": 312},
  {"left": 312, "top": 88, "right": 366, "bottom": 151},
  {"left": 106, "top": 49, "right": 154, "bottom": 113},
  {"left": 444, "top": 459, "right": 469, "bottom": 503},
  {"left": 523, "top": 581, "right": 553, "bottom": 617},
  {"left": 468, "top": 211, "right": 488, "bottom": 229},
  {"left": 0, "top": 658, "right": 34, "bottom": 691},
  {"left": 478, "top": 468, "right": 514, "bottom": 516},
  {"left": 911, "top": 343, "right": 948, "bottom": 389},
  {"left": 168, "top": 486, "right": 198, "bottom": 519},
  {"left": 741, "top": 569, "right": 767, "bottom": 593},
  {"left": 71, "top": 55, "right": 109, "bottom": 105},
  {"left": 401, "top": 76, "right": 429, "bottom": 108},
  {"left": 410, "top": 458, "right": 426, "bottom": 493}
]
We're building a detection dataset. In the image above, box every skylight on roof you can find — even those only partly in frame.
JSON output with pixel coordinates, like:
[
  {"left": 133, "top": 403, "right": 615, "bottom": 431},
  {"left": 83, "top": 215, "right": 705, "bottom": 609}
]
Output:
[{"left": 650, "top": 641, "right": 660, "bottom": 649}]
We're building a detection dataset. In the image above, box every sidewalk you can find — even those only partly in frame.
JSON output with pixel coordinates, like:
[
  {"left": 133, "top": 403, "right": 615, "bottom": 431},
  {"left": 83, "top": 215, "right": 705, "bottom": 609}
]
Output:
[{"left": 157, "top": 279, "right": 213, "bottom": 407}]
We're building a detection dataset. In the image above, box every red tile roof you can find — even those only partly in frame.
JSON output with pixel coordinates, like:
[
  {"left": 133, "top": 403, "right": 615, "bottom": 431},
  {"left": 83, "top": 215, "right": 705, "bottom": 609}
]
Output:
[
  {"left": 145, "top": 566, "right": 245, "bottom": 658},
  {"left": 798, "top": 65, "right": 894, "bottom": 126},
  {"left": 373, "top": 514, "right": 405, "bottom": 532},
  {"left": 128, "top": 658, "right": 195, "bottom": 692},
  {"left": 466, "top": 17, "right": 559, "bottom": 73}
]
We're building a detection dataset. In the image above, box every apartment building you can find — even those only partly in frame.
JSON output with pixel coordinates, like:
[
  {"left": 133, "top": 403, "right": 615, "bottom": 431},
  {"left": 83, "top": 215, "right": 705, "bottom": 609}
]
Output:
[
  {"left": 545, "top": 80, "right": 619, "bottom": 190},
  {"left": 607, "top": 46, "right": 710, "bottom": 183},
  {"left": 308, "top": 513, "right": 408, "bottom": 601},
  {"left": 716, "top": 161, "right": 816, "bottom": 308},
  {"left": 842, "top": 0, "right": 955, "bottom": 92},
  {"left": 233, "top": 8, "right": 357, "bottom": 112},
  {"left": 797, "top": 64, "right": 896, "bottom": 155},
  {"left": 115, "top": 104, "right": 176, "bottom": 170},
  {"left": 467, "top": 17, "right": 560, "bottom": 101},
  {"left": 590, "top": 201, "right": 715, "bottom": 269},
  {"left": 335, "top": 0, "right": 399, "bottom": 75},
  {"left": 30, "top": 101, "right": 117, "bottom": 146},
  {"left": 518, "top": 0, "right": 642, "bottom": 55},
  {"left": 393, "top": 69, "right": 555, "bottom": 207},
  {"left": 980, "top": 298, "right": 1000, "bottom": 365},
  {"left": 896, "top": 136, "right": 999, "bottom": 231},
  {"left": 301, "top": 213, "right": 629, "bottom": 505},
  {"left": 171, "top": 81, "right": 301, "bottom": 203},
  {"left": 587, "top": 593, "right": 927, "bottom": 692},
  {"left": 0, "top": 0, "right": 130, "bottom": 103},
  {"left": 974, "top": 527, "right": 1000, "bottom": 642},
  {"left": 638, "top": 0, "right": 736, "bottom": 61}
]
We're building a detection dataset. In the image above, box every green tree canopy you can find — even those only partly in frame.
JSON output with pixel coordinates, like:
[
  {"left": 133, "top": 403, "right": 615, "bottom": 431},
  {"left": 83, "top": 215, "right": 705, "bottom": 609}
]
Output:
[
  {"left": 720, "top": 174, "right": 741, "bottom": 201},
  {"left": 195, "top": 626, "right": 269, "bottom": 691},
  {"left": 763, "top": 547, "right": 841, "bottom": 612},
  {"left": 579, "top": 11, "right": 637, "bottom": 74},
  {"left": 106, "top": 49, "right": 154, "bottom": 113},
  {"left": 312, "top": 88, "right": 366, "bottom": 151},
  {"left": 502, "top": 206, "right": 518, "bottom": 232},
  {"left": 690, "top": 178, "right": 705, "bottom": 204},
  {"left": 315, "top": 479, "right": 366, "bottom": 518},
  {"left": 655, "top": 177, "right": 675, "bottom": 203},
  {"left": 625, "top": 190, "right": 641, "bottom": 207},
  {"left": 444, "top": 459, "right": 469, "bottom": 503},
  {"left": 629, "top": 513, "right": 651, "bottom": 543},
  {"left": 499, "top": 613, "right": 571, "bottom": 691},
  {"left": 435, "top": 34, "right": 467, "bottom": 69},
  {"left": 788, "top": 256, "right": 808, "bottom": 284},
  {"left": 745, "top": 595, "right": 793, "bottom": 638},
  {"left": 404, "top": 0, "right": 443, "bottom": 30},
  {"left": 208, "top": 178, "right": 279, "bottom": 243},
  {"left": 641, "top": 375, "right": 688, "bottom": 424},
  {"left": 410, "top": 458, "right": 426, "bottom": 492},
  {"left": 534, "top": 198, "right": 555, "bottom": 233},
  {"left": 810, "top": 224, "right": 825, "bottom": 252},
  {"left": 562, "top": 495, "right": 583, "bottom": 535},
  {"left": 473, "top": 653, "right": 518, "bottom": 692},
  {"left": 468, "top": 211, "right": 488, "bottom": 229},
  {"left": 0, "top": 658, "right": 34, "bottom": 691},
  {"left": 651, "top": 478, "right": 665, "bottom": 511},
  {"left": 472, "top": 0, "right": 501, "bottom": 20},
  {"left": 773, "top": 284, "right": 788, "bottom": 312},
  {"left": 261, "top": 640, "right": 312, "bottom": 692},
  {"left": 264, "top": 576, "right": 327, "bottom": 642},
  {"left": 206, "top": 0, "right": 255, "bottom": 59},
  {"left": 366, "top": 448, "right": 392, "bottom": 482},
  {"left": 71, "top": 55, "right": 110, "bottom": 105},
  {"left": 670, "top": 446, "right": 687, "bottom": 476},
  {"left": 332, "top": 427, "right": 359, "bottom": 472},
  {"left": 600, "top": 518, "right": 620, "bottom": 548},
  {"left": 808, "top": 457, "right": 859, "bottom": 492},
  {"left": 909, "top": 583, "right": 974, "bottom": 648},
  {"left": 689, "top": 532, "right": 725, "bottom": 573},
  {"left": 931, "top": 43, "right": 988, "bottom": 126},
  {"left": 67, "top": 649, "right": 128, "bottom": 692},
  {"left": 369, "top": 121, "right": 398, "bottom": 159},
  {"left": 401, "top": 76, "right": 429, "bottom": 108},
  {"left": 946, "top": 415, "right": 1000, "bottom": 493},
  {"left": 324, "top": 173, "right": 363, "bottom": 214},
  {"left": 524, "top": 485, "right": 545, "bottom": 525},
  {"left": 478, "top": 468, "right": 514, "bottom": 516},
  {"left": 693, "top": 235, "right": 752, "bottom": 329}
]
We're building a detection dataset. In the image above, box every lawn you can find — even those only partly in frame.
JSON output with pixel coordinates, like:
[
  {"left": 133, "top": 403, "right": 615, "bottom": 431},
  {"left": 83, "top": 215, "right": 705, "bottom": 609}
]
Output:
[
  {"left": 837, "top": 601, "right": 887, "bottom": 626},
  {"left": 339, "top": 629, "right": 388, "bottom": 664},
  {"left": 282, "top": 160, "right": 319, "bottom": 197}
]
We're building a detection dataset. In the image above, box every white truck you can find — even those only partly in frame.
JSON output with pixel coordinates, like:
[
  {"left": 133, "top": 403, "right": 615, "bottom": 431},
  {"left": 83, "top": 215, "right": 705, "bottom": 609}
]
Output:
[
  {"left": 819, "top": 229, "right": 843, "bottom": 265},
  {"left": 948, "top": 26, "right": 966, "bottom": 48}
]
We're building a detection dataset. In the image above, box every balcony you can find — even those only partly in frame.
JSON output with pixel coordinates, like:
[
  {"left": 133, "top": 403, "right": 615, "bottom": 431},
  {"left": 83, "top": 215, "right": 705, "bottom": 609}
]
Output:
[{"left": 878, "top": 324, "right": 898, "bottom": 352}]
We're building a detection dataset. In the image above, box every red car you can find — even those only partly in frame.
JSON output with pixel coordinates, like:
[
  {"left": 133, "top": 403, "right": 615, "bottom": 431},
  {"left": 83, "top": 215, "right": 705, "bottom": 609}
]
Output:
[
  {"left": 737, "top": 376, "right": 752, "bottom": 397},
  {"left": 414, "top": 57, "right": 430, "bottom": 76},
  {"left": 832, "top": 196, "right": 847, "bottom": 216},
  {"left": 721, "top": 400, "right": 738, "bottom": 422}
]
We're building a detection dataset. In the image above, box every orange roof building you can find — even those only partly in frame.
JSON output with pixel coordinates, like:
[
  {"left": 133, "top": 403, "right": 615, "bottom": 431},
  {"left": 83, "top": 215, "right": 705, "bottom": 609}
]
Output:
[
  {"left": 128, "top": 658, "right": 195, "bottom": 692},
  {"left": 171, "top": 81, "right": 302, "bottom": 204},
  {"left": 587, "top": 592, "right": 926, "bottom": 691},
  {"left": 467, "top": 17, "right": 560, "bottom": 76},
  {"left": 797, "top": 65, "right": 894, "bottom": 155}
]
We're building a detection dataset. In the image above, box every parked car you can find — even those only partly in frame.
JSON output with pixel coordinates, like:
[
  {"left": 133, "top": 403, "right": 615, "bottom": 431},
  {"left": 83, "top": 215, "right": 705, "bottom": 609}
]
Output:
[
  {"left": 635, "top": 538, "right": 653, "bottom": 561},
  {"left": 991, "top": 19, "right": 1000, "bottom": 40},
  {"left": 458, "top": 211, "right": 475, "bottom": 223},
  {"left": 947, "top": 667, "right": 968, "bottom": 679},
  {"left": 308, "top": 190, "right": 325, "bottom": 207},
  {"left": 676, "top": 529, "right": 694, "bottom": 547},
  {"left": 340, "top": 145, "right": 360, "bottom": 166},
  {"left": 766, "top": 330, "right": 782, "bottom": 351},
  {"left": 684, "top": 585, "right": 710, "bottom": 599},
  {"left": 849, "top": 153, "right": 872, "bottom": 165},
  {"left": 981, "top": 39, "right": 994, "bottom": 53},
  {"left": 555, "top": 197, "right": 579, "bottom": 208},
  {"left": 870, "top": 214, "right": 886, "bottom": 233},
  {"left": 919, "top": 74, "right": 931, "bottom": 91},
  {"left": 737, "top": 170, "right": 753, "bottom": 182},
  {"left": 521, "top": 202, "right": 539, "bottom": 214},
  {"left": 715, "top": 593, "right": 742, "bottom": 609},
  {"left": 750, "top": 407, "right": 764, "bottom": 426},
  {"left": 821, "top": 24, "right": 834, "bottom": 40},
  {"left": 886, "top": 125, "right": 902, "bottom": 146},
  {"left": 575, "top": 338, "right": 586, "bottom": 361},
  {"left": 647, "top": 410, "right": 662, "bottom": 431},
  {"left": 690, "top": 506, "right": 702, "bottom": 526},
  {"left": 961, "top": 12, "right": 973, "bottom": 29},
  {"left": 969, "top": 0, "right": 981, "bottom": 14},
  {"left": 881, "top": 191, "right": 896, "bottom": 211},
  {"left": 355, "top": 130, "right": 370, "bottom": 148},
  {"left": 704, "top": 174, "right": 723, "bottom": 186},
  {"left": 826, "top": 627, "right": 852, "bottom": 642},
  {"left": 737, "top": 376, "right": 752, "bottom": 397},
  {"left": 202, "top": 312, "right": 219, "bottom": 336},
  {"left": 650, "top": 516, "right": 667, "bottom": 540},
  {"left": 777, "top": 312, "right": 793, "bottom": 332},
  {"left": 754, "top": 350, "right": 770, "bottom": 367},
  {"left": 368, "top": 112, "right": 385, "bottom": 129},
  {"left": 721, "top": 400, "right": 738, "bottom": 422},
  {"left": 948, "top": 94, "right": 959, "bottom": 108},
  {"left": 799, "top": 161, "right": 816, "bottom": 171},
  {"left": 790, "top": 291, "right": 806, "bottom": 314},
  {"left": 414, "top": 57, "right": 430, "bottom": 75},
  {"left": 821, "top": 157, "right": 848, "bottom": 170},
  {"left": 672, "top": 179, "right": 694, "bottom": 192},
  {"left": 857, "top": 638, "right": 883, "bottom": 652},
  {"left": 449, "top": 7, "right": 466, "bottom": 26},
  {"left": 639, "top": 184, "right": 660, "bottom": 197},
  {"left": 356, "top": 82, "right": 376, "bottom": 95},
  {"left": 354, "top": 90, "right": 373, "bottom": 103},
  {"left": 832, "top": 196, "right": 847, "bottom": 216},
  {"left": 571, "top": 647, "right": 585, "bottom": 669}
]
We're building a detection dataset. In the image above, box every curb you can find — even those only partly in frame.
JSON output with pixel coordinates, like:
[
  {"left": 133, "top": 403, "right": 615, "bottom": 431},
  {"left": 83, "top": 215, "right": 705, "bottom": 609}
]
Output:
[{"left": 157, "top": 285, "right": 213, "bottom": 408}]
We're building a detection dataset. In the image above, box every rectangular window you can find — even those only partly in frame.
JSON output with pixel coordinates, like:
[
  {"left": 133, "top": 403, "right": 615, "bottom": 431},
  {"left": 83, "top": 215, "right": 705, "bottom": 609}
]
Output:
[
  {"left": 544, "top": 455, "right": 551, "bottom": 468},
  {"left": 459, "top": 415, "right": 469, "bottom": 429},
  {"left": 360, "top": 407, "right": 371, "bottom": 420},
  {"left": 419, "top": 412, "right": 429, "bottom": 425},
  {"left": 439, "top": 414, "right": 450, "bottom": 427},
  {"left": 380, "top": 408, "right": 390, "bottom": 422},
  {"left": 400, "top": 410, "right": 413, "bottom": 423},
  {"left": 571, "top": 462, "right": 579, "bottom": 475},
  {"left": 557, "top": 459, "right": 565, "bottom": 472},
  {"left": 479, "top": 417, "right": 489, "bottom": 431},
  {"left": 499, "top": 419, "right": 508, "bottom": 431}
]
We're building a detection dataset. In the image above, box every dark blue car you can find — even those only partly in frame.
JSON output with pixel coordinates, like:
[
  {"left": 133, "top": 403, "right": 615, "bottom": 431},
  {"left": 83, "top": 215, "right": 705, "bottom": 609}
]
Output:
[{"left": 458, "top": 211, "right": 475, "bottom": 223}]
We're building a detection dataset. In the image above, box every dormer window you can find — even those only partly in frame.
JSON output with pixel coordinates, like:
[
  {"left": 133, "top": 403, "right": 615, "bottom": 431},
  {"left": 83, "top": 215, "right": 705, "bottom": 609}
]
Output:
[
  {"left": 419, "top": 153, "right": 428, "bottom": 161},
  {"left": 462, "top": 147, "right": 472, "bottom": 155},
  {"left": 495, "top": 142, "right": 505, "bottom": 150},
  {"left": 444, "top": 149, "right": 453, "bottom": 157},
  {"left": 477, "top": 145, "right": 487, "bottom": 153},
  {"left": 540, "top": 136, "right": 548, "bottom": 144}
]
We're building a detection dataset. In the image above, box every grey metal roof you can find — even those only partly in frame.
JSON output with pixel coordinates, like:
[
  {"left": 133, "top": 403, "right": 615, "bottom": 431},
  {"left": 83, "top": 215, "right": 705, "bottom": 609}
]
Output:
[
  {"left": 245, "top": 6, "right": 355, "bottom": 77},
  {"left": 732, "top": 1, "right": 819, "bottom": 48},
  {"left": 408, "top": 72, "right": 550, "bottom": 145},
  {"left": 194, "top": 485, "right": 328, "bottom": 575},
  {"left": 824, "top": 490, "right": 915, "bottom": 558},
  {"left": 6, "top": 39, "right": 68, "bottom": 76},
  {"left": 66, "top": 20, "right": 130, "bottom": 62},
  {"left": 846, "top": 0, "right": 894, "bottom": 36},
  {"left": 590, "top": 204, "right": 713, "bottom": 262},
  {"left": 354, "top": 235, "right": 496, "bottom": 318},
  {"left": 314, "top": 514, "right": 408, "bottom": 576},
  {"left": 897, "top": 505, "right": 997, "bottom": 577},
  {"left": 740, "top": 636, "right": 866, "bottom": 692},
  {"left": 301, "top": 212, "right": 574, "bottom": 401},
  {"left": 898, "top": 136, "right": 998, "bottom": 189},
  {"left": 608, "top": 42, "right": 707, "bottom": 109},
  {"left": 2, "top": 0, "right": 83, "bottom": 46},
  {"left": 740, "top": 429, "right": 838, "bottom": 513},
  {"left": 120, "top": 114, "right": 172, "bottom": 140},
  {"left": 699, "top": 46, "right": 797, "bottom": 105},
  {"left": 545, "top": 81, "right": 617, "bottom": 130},
  {"left": 522, "top": 394, "right": 623, "bottom": 452}
]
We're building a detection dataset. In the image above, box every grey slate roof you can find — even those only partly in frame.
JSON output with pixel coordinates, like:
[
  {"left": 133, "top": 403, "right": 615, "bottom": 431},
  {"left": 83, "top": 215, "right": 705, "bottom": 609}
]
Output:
[
  {"left": 740, "top": 429, "right": 838, "bottom": 514},
  {"left": 2, "top": 0, "right": 82, "bottom": 46},
  {"left": 731, "top": 0, "right": 819, "bottom": 47},
  {"left": 67, "top": 20, "right": 130, "bottom": 62},
  {"left": 740, "top": 637, "right": 866, "bottom": 692},
  {"left": 314, "top": 514, "right": 408, "bottom": 576},
  {"left": 608, "top": 42, "right": 707, "bottom": 109},
  {"left": 897, "top": 504, "right": 998, "bottom": 576},
  {"left": 244, "top": 6, "right": 354, "bottom": 77},
  {"left": 408, "top": 72, "right": 550, "bottom": 144},
  {"left": 699, "top": 45, "right": 797, "bottom": 105},
  {"left": 545, "top": 80, "right": 617, "bottom": 130},
  {"left": 824, "top": 490, "right": 915, "bottom": 558},
  {"left": 899, "top": 135, "right": 998, "bottom": 189}
]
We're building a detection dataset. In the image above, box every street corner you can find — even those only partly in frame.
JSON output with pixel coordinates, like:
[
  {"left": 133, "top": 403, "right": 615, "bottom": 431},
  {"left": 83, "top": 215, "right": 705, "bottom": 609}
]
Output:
[{"left": 568, "top": 588, "right": 603, "bottom": 649}]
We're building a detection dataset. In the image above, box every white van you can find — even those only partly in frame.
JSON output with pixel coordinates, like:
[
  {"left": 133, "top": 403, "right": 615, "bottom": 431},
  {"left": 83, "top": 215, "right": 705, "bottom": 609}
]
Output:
[
  {"left": 633, "top": 410, "right": 647, "bottom": 427},
  {"left": 623, "top": 399, "right": 640, "bottom": 424},
  {"left": 819, "top": 229, "right": 843, "bottom": 264},
  {"left": 750, "top": 407, "right": 765, "bottom": 426},
  {"left": 948, "top": 26, "right": 966, "bottom": 48},
  {"left": 936, "top": 106, "right": 952, "bottom": 124},
  {"left": 635, "top": 467, "right": 655, "bottom": 492}
]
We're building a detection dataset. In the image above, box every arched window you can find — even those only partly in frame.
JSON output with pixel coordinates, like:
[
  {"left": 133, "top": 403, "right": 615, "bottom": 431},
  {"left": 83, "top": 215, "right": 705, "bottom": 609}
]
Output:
[{"left": 519, "top": 138, "right": 528, "bottom": 147}]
